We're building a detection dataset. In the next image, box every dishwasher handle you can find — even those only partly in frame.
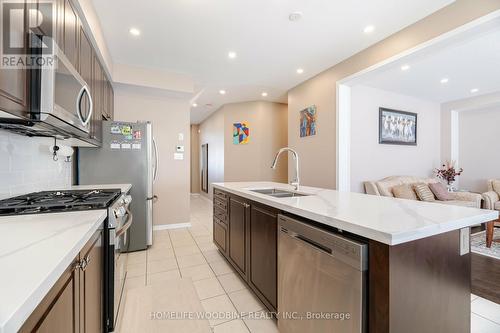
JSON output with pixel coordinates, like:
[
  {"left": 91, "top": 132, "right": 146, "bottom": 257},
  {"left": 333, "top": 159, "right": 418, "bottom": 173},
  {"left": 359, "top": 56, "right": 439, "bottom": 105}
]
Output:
[
  {"left": 280, "top": 226, "right": 333, "bottom": 255},
  {"left": 278, "top": 214, "right": 368, "bottom": 271}
]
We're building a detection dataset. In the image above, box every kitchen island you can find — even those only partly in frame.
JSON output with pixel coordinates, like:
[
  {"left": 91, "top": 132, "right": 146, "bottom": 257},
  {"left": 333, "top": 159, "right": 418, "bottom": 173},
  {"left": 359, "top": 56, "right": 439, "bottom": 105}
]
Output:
[{"left": 212, "top": 182, "right": 498, "bottom": 333}]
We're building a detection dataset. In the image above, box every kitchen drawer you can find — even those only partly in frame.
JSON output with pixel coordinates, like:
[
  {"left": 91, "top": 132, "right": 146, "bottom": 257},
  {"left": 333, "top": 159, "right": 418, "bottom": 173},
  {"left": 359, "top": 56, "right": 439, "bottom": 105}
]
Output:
[
  {"left": 214, "top": 197, "right": 228, "bottom": 211},
  {"left": 213, "top": 218, "right": 227, "bottom": 253},
  {"left": 214, "top": 206, "right": 228, "bottom": 224},
  {"left": 214, "top": 189, "right": 228, "bottom": 201}
]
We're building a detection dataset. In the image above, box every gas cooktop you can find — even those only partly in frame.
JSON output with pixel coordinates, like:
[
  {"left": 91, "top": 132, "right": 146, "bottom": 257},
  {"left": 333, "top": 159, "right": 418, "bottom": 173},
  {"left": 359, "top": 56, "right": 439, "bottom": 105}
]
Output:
[{"left": 0, "top": 189, "right": 122, "bottom": 216}]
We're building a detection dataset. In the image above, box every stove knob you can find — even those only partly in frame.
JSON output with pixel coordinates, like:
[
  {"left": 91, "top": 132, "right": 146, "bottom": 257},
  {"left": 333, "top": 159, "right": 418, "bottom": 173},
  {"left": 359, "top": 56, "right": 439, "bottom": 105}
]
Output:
[
  {"left": 123, "top": 195, "right": 132, "bottom": 205},
  {"left": 114, "top": 206, "right": 126, "bottom": 218}
]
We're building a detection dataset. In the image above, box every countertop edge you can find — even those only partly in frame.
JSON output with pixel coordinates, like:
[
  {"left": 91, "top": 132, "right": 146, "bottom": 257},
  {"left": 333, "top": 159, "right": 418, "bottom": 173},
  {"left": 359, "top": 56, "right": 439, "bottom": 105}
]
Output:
[
  {"left": 68, "top": 183, "right": 132, "bottom": 193},
  {"left": 212, "top": 183, "right": 499, "bottom": 245},
  {"left": 2, "top": 210, "right": 107, "bottom": 333}
]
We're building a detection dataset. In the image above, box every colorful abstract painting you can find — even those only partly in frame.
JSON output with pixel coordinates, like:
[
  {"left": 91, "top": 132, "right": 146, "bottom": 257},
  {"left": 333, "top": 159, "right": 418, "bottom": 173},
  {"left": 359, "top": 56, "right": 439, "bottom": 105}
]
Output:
[
  {"left": 233, "top": 122, "right": 250, "bottom": 144},
  {"left": 300, "top": 106, "right": 317, "bottom": 137}
]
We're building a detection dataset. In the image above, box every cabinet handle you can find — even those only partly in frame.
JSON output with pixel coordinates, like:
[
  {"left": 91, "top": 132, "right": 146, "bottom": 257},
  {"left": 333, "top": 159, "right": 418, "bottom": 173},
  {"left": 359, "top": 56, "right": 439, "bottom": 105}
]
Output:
[
  {"left": 76, "top": 255, "right": 91, "bottom": 272},
  {"left": 76, "top": 259, "right": 87, "bottom": 271},
  {"left": 243, "top": 203, "right": 250, "bottom": 208}
]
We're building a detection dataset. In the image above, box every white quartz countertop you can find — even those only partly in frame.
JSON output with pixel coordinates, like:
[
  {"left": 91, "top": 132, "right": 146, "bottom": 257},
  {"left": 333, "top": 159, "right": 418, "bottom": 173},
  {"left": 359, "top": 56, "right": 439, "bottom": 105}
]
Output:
[
  {"left": 63, "top": 183, "right": 132, "bottom": 193},
  {"left": 213, "top": 182, "right": 498, "bottom": 245},
  {"left": 0, "top": 210, "right": 107, "bottom": 333}
]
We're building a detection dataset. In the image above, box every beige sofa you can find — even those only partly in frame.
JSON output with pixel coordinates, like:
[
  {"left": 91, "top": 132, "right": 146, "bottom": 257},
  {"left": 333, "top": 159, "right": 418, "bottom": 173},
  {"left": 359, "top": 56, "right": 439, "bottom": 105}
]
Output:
[{"left": 364, "top": 176, "right": 482, "bottom": 208}]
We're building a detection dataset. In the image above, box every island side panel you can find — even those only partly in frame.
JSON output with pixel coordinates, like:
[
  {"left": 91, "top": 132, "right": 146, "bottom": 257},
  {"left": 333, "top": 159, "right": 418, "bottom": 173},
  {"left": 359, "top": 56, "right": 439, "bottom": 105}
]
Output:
[
  {"left": 369, "top": 229, "right": 471, "bottom": 333},
  {"left": 368, "top": 240, "right": 390, "bottom": 332}
]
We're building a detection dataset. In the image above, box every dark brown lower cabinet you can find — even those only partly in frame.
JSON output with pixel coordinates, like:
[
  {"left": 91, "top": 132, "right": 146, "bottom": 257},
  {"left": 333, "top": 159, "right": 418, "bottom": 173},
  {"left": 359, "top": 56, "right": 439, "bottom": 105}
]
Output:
[
  {"left": 214, "top": 190, "right": 278, "bottom": 313},
  {"left": 20, "top": 228, "right": 104, "bottom": 333},
  {"left": 248, "top": 204, "right": 278, "bottom": 311},
  {"left": 80, "top": 229, "right": 104, "bottom": 333},
  {"left": 228, "top": 196, "right": 249, "bottom": 277},
  {"left": 213, "top": 218, "right": 228, "bottom": 254}
]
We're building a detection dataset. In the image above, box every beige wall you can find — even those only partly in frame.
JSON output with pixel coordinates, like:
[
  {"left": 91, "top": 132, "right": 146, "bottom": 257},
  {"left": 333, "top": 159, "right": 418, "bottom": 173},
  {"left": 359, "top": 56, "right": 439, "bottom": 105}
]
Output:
[
  {"left": 190, "top": 125, "right": 200, "bottom": 193},
  {"left": 288, "top": 0, "right": 500, "bottom": 189},
  {"left": 114, "top": 84, "right": 191, "bottom": 225},
  {"left": 197, "top": 101, "right": 288, "bottom": 198},
  {"left": 199, "top": 109, "right": 225, "bottom": 198},
  {"left": 223, "top": 102, "right": 288, "bottom": 183}
]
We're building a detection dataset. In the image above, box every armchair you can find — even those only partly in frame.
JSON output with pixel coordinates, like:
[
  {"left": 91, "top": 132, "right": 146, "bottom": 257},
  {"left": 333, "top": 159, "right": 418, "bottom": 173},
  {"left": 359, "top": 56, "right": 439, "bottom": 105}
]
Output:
[{"left": 482, "top": 180, "right": 500, "bottom": 248}]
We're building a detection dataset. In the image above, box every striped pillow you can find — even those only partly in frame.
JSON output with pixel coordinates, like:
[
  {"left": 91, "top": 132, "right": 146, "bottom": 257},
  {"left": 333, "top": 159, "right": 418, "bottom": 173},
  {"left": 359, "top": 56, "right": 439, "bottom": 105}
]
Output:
[{"left": 413, "top": 183, "right": 436, "bottom": 202}]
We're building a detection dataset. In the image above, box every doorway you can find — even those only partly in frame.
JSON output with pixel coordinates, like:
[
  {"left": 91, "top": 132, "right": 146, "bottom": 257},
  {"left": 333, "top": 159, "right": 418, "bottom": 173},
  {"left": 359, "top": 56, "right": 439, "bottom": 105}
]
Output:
[{"left": 201, "top": 144, "right": 208, "bottom": 193}]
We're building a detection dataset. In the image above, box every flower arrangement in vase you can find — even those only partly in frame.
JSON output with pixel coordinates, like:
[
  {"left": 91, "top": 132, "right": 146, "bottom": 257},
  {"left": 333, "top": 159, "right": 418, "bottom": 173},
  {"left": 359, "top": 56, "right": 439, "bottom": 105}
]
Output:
[{"left": 435, "top": 161, "right": 463, "bottom": 192}]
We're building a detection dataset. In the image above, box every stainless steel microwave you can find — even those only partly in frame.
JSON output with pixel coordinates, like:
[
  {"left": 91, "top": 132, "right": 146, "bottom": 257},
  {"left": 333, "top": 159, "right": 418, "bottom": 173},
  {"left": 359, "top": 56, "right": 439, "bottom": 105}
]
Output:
[{"left": 0, "top": 36, "right": 93, "bottom": 142}]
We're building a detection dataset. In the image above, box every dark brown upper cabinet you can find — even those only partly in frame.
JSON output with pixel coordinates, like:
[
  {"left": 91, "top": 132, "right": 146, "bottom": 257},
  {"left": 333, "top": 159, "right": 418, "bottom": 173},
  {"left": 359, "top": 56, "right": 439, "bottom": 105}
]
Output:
[
  {"left": 63, "top": 0, "right": 79, "bottom": 70},
  {"left": 0, "top": 2, "right": 29, "bottom": 117},
  {"left": 109, "top": 83, "right": 114, "bottom": 120},
  {"left": 0, "top": 0, "right": 113, "bottom": 145},
  {"left": 55, "top": 0, "right": 64, "bottom": 48}
]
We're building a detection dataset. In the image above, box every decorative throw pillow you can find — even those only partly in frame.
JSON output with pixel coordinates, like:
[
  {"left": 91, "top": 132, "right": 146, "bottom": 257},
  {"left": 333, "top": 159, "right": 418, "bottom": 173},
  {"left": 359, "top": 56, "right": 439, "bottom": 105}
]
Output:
[
  {"left": 392, "top": 184, "right": 418, "bottom": 200},
  {"left": 492, "top": 180, "right": 500, "bottom": 196},
  {"left": 413, "top": 183, "right": 436, "bottom": 202},
  {"left": 429, "top": 182, "right": 452, "bottom": 201}
]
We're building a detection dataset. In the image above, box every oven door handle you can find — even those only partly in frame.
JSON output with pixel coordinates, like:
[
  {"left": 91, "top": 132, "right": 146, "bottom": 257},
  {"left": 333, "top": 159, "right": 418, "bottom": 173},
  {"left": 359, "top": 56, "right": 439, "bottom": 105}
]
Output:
[{"left": 116, "top": 208, "right": 133, "bottom": 238}]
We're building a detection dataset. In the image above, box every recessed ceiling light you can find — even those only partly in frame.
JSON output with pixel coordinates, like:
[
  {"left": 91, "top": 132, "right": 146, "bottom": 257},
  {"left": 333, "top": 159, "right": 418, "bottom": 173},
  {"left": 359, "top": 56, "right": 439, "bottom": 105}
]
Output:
[
  {"left": 219, "top": 90, "right": 226, "bottom": 95},
  {"left": 228, "top": 51, "right": 237, "bottom": 59},
  {"left": 261, "top": 92, "right": 268, "bottom": 97},
  {"left": 440, "top": 78, "right": 449, "bottom": 84},
  {"left": 363, "top": 25, "right": 375, "bottom": 33},
  {"left": 289, "top": 11, "right": 303, "bottom": 22},
  {"left": 401, "top": 64, "right": 410, "bottom": 71},
  {"left": 470, "top": 88, "right": 479, "bottom": 93},
  {"left": 192, "top": 103, "right": 198, "bottom": 107},
  {"left": 129, "top": 27, "right": 141, "bottom": 36},
  {"left": 296, "top": 68, "right": 304, "bottom": 74}
]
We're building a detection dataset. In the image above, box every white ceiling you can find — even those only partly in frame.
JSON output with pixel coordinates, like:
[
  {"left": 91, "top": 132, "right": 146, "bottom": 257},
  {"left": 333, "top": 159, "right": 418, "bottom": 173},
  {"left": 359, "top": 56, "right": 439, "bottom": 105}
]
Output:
[
  {"left": 91, "top": 0, "right": 454, "bottom": 123},
  {"left": 348, "top": 17, "right": 500, "bottom": 103}
]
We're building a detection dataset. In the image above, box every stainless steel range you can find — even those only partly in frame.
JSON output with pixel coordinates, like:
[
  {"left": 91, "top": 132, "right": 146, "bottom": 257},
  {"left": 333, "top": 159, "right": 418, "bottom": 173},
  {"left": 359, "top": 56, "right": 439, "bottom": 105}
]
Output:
[{"left": 0, "top": 188, "right": 132, "bottom": 333}]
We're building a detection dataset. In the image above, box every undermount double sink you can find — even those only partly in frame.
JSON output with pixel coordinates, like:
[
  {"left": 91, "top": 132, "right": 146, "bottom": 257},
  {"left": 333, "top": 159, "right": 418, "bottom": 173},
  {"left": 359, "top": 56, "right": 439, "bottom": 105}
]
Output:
[{"left": 249, "top": 188, "right": 310, "bottom": 198}]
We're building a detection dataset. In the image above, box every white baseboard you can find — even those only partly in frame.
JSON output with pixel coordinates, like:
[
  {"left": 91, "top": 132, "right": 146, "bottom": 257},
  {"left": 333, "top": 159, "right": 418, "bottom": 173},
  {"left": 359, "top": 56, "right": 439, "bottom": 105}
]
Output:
[
  {"left": 199, "top": 195, "right": 212, "bottom": 203},
  {"left": 153, "top": 223, "right": 192, "bottom": 231},
  {"left": 190, "top": 193, "right": 201, "bottom": 197}
]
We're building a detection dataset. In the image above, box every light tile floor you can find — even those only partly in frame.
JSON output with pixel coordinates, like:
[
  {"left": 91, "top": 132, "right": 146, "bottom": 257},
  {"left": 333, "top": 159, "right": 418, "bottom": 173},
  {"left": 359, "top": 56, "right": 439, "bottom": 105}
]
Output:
[{"left": 118, "top": 195, "right": 500, "bottom": 333}]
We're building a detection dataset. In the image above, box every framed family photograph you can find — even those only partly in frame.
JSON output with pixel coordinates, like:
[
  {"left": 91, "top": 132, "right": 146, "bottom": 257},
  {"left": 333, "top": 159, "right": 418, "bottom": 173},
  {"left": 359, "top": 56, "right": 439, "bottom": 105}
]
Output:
[{"left": 379, "top": 108, "right": 417, "bottom": 146}]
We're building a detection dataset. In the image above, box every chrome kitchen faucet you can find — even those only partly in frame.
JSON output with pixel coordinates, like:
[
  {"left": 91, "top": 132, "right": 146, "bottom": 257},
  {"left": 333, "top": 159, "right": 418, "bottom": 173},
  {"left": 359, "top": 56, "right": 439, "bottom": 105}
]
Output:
[{"left": 271, "top": 147, "right": 300, "bottom": 191}]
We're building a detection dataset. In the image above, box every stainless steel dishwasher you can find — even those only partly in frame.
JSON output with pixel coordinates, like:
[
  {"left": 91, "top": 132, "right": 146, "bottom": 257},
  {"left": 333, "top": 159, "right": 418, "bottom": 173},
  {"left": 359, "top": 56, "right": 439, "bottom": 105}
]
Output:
[{"left": 278, "top": 215, "right": 368, "bottom": 333}]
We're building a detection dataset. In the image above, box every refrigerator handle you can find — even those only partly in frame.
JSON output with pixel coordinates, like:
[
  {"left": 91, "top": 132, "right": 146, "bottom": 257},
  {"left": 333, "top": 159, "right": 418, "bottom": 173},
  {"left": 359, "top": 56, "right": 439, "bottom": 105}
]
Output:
[{"left": 153, "top": 137, "right": 159, "bottom": 183}]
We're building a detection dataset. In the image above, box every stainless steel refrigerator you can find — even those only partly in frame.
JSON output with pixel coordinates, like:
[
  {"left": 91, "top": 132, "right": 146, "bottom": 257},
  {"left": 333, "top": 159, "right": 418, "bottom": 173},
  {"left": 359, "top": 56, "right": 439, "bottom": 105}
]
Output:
[{"left": 78, "top": 121, "right": 158, "bottom": 251}]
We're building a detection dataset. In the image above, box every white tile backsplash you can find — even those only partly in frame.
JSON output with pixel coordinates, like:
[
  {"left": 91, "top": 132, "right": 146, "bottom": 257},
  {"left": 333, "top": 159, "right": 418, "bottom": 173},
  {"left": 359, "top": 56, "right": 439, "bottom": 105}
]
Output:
[{"left": 0, "top": 131, "right": 72, "bottom": 199}]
